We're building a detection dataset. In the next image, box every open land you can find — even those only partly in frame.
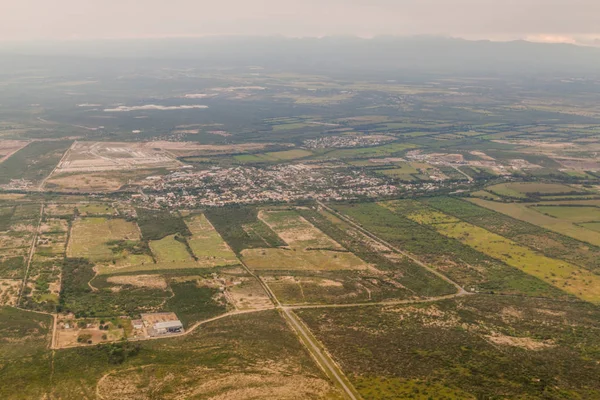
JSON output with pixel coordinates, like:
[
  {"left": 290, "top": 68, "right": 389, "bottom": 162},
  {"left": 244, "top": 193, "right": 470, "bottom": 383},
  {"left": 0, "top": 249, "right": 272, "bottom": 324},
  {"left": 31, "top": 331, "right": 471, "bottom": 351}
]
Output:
[{"left": 2, "top": 56, "right": 600, "bottom": 399}]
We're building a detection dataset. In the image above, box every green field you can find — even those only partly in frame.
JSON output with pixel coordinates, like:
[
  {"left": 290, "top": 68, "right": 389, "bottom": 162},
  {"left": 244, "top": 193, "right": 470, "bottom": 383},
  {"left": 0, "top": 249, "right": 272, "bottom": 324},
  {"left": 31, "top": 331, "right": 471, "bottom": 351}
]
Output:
[
  {"left": 0, "top": 141, "right": 72, "bottom": 184},
  {"left": 234, "top": 149, "right": 313, "bottom": 163},
  {"left": 581, "top": 222, "right": 600, "bottom": 232},
  {"left": 487, "top": 182, "right": 581, "bottom": 199},
  {"left": 532, "top": 205, "right": 600, "bottom": 223},
  {"left": 185, "top": 214, "right": 239, "bottom": 267},
  {"left": 336, "top": 201, "right": 569, "bottom": 298},
  {"left": 406, "top": 206, "right": 600, "bottom": 303},
  {"left": 376, "top": 162, "right": 419, "bottom": 181},
  {"left": 149, "top": 234, "right": 194, "bottom": 264},
  {"left": 319, "top": 143, "right": 417, "bottom": 159},
  {"left": 67, "top": 217, "right": 140, "bottom": 261},
  {"left": 468, "top": 198, "right": 600, "bottom": 247},
  {"left": 423, "top": 197, "right": 600, "bottom": 273},
  {"left": 76, "top": 203, "right": 115, "bottom": 215}
]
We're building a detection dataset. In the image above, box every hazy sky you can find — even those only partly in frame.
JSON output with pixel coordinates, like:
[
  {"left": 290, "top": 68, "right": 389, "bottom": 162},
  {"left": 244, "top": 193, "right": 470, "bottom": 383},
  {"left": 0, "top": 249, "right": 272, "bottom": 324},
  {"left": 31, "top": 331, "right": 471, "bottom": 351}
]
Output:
[{"left": 2, "top": 0, "right": 599, "bottom": 45}]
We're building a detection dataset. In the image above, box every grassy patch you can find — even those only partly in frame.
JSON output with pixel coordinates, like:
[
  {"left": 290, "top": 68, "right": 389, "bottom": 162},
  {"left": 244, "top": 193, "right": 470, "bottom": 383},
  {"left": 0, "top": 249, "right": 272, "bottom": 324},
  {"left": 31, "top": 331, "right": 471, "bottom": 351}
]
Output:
[
  {"left": 185, "top": 214, "right": 239, "bottom": 267},
  {"left": 532, "top": 205, "right": 600, "bottom": 223},
  {"left": 0, "top": 140, "right": 72, "bottom": 185},
  {"left": 149, "top": 234, "right": 194, "bottom": 264},
  {"left": 67, "top": 217, "right": 140, "bottom": 262},
  {"left": 468, "top": 198, "right": 600, "bottom": 247}
]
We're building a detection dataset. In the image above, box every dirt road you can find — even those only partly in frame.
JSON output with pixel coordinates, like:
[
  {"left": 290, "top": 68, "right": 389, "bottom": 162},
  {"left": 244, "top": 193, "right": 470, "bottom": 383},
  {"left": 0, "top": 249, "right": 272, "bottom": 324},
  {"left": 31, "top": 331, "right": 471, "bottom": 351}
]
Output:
[
  {"left": 17, "top": 202, "right": 44, "bottom": 305},
  {"left": 316, "top": 200, "right": 468, "bottom": 295}
]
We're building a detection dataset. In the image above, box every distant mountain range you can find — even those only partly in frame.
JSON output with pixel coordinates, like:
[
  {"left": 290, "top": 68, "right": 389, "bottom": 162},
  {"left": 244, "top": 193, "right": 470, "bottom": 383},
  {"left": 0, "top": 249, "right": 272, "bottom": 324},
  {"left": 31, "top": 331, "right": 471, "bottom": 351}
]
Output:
[{"left": 2, "top": 36, "right": 600, "bottom": 77}]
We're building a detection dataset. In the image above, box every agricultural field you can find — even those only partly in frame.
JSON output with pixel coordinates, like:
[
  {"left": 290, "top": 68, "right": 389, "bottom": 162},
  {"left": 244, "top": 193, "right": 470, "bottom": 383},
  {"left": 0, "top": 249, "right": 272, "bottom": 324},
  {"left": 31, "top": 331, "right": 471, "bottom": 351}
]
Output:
[
  {"left": 297, "top": 296, "right": 600, "bottom": 399},
  {"left": 532, "top": 205, "right": 600, "bottom": 223},
  {"left": 67, "top": 217, "right": 141, "bottom": 261},
  {"left": 335, "top": 201, "right": 568, "bottom": 298},
  {"left": 149, "top": 234, "right": 194, "bottom": 264},
  {"left": 234, "top": 149, "right": 313, "bottom": 163},
  {"left": 0, "top": 141, "right": 72, "bottom": 185},
  {"left": 241, "top": 209, "right": 368, "bottom": 272},
  {"left": 184, "top": 213, "right": 239, "bottom": 268},
  {"left": 424, "top": 197, "right": 600, "bottom": 273},
  {"left": 487, "top": 182, "right": 584, "bottom": 199},
  {"left": 259, "top": 210, "right": 343, "bottom": 249},
  {"left": 468, "top": 198, "right": 600, "bottom": 247},
  {"left": 404, "top": 203, "right": 600, "bottom": 303}
]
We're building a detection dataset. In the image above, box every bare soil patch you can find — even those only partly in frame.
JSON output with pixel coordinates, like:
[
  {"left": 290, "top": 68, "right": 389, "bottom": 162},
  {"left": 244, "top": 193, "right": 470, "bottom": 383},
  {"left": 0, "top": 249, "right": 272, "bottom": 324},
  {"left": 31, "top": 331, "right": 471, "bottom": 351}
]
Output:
[
  {"left": 97, "top": 369, "right": 340, "bottom": 400},
  {"left": 107, "top": 274, "right": 168, "bottom": 290},
  {"left": 485, "top": 333, "right": 555, "bottom": 350},
  {"left": 146, "top": 141, "right": 285, "bottom": 157},
  {"left": 0, "top": 279, "right": 21, "bottom": 306}
]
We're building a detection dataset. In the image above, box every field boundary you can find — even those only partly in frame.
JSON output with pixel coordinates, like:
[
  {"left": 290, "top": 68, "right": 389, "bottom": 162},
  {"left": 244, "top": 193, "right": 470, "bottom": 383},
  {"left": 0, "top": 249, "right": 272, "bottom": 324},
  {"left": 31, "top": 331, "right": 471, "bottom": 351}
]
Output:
[{"left": 317, "top": 200, "right": 467, "bottom": 295}]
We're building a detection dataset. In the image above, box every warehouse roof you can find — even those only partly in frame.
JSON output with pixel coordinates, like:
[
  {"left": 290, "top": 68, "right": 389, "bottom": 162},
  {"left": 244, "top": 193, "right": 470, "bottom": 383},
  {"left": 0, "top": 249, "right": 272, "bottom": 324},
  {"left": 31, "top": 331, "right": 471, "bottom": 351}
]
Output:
[{"left": 154, "top": 320, "right": 183, "bottom": 329}]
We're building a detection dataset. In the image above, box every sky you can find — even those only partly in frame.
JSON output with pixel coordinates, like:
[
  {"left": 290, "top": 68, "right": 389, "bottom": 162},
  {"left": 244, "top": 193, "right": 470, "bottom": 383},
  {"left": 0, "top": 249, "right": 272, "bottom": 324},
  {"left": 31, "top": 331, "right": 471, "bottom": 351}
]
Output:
[{"left": 1, "top": 0, "right": 599, "bottom": 46}]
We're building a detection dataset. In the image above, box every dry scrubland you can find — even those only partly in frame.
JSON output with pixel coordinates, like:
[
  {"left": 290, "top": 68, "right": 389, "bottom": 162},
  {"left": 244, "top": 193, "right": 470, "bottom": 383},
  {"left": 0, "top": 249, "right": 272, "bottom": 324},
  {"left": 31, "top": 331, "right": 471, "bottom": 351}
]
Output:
[
  {"left": 297, "top": 296, "right": 600, "bottom": 399},
  {"left": 0, "top": 308, "right": 343, "bottom": 399}
]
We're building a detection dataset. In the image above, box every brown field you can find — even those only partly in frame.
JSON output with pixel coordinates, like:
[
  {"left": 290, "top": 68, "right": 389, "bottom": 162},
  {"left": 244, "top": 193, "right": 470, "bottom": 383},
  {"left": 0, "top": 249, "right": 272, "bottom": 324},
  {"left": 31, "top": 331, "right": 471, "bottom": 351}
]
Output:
[
  {"left": 98, "top": 369, "right": 339, "bottom": 400},
  {"left": 146, "top": 140, "right": 287, "bottom": 157},
  {"left": 258, "top": 210, "right": 343, "bottom": 250},
  {"left": 0, "top": 140, "right": 30, "bottom": 163},
  {"left": 46, "top": 173, "right": 125, "bottom": 191},
  {"left": 241, "top": 247, "right": 368, "bottom": 271},
  {"left": 227, "top": 277, "right": 273, "bottom": 310},
  {"left": 0, "top": 279, "right": 21, "bottom": 305},
  {"left": 106, "top": 274, "right": 168, "bottom": 290},
  {"left": 67, "top": 217, "right": 141, "bottom": 261},
  {"left": 53, "top": 141, "right": 180, "bottom": 174},
  {"left": 44, "top": 203, "right": 76, "bottom": 217},
  {"left": 55, "top": 318, "right": 127, "bottom": 348}
]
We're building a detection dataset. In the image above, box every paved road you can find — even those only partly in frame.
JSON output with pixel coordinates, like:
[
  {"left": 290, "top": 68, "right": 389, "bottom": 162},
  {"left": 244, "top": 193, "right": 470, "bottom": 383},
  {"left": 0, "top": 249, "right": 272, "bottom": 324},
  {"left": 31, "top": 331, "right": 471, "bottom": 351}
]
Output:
[{"left": 282, "top": 307, "right": 361, "bottom": 400}]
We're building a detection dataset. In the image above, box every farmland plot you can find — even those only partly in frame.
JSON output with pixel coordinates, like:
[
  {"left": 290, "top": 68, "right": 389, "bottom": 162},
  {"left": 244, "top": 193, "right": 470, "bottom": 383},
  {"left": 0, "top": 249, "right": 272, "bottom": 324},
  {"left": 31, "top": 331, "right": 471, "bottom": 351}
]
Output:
[
  {"left": 185, "top": 214, "right": 239, "bottom": 267},
  {"left": 242, "top": 209, "right": 368, "bottom": 272},
  {"left": 405, "top": 208, "right": 600, "bottom": 303},
  {"left": 67, "top": 217, "right": 140, "bottom": 261}
]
